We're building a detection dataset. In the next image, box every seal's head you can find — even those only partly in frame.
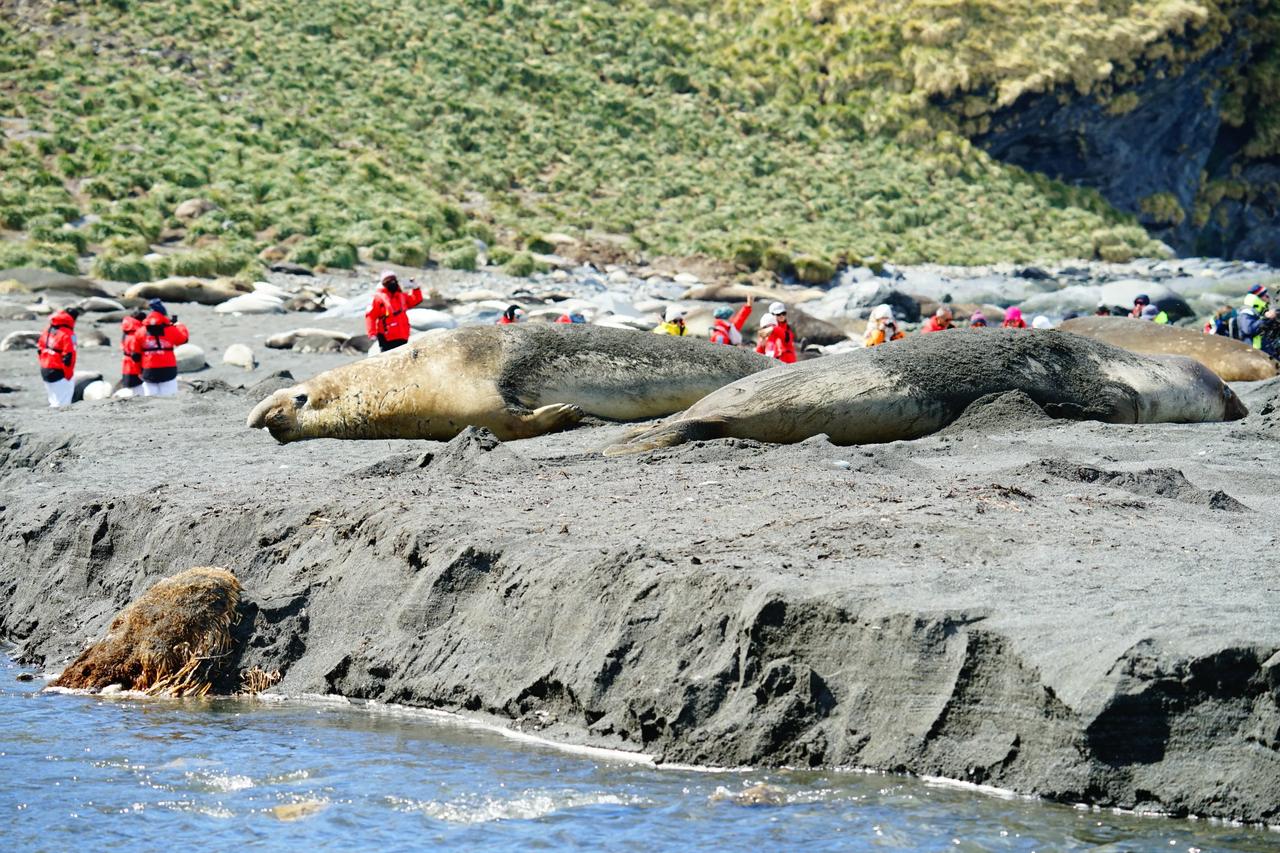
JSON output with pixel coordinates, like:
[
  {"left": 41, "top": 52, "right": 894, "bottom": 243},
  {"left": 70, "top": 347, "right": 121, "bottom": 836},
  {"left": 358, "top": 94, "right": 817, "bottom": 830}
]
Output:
[
  {"left": 1222, "top": 381, "right": 1249, "bottom": 421},
  {"left": 247, "top": 384, "right": 315, "bottom": 443}
]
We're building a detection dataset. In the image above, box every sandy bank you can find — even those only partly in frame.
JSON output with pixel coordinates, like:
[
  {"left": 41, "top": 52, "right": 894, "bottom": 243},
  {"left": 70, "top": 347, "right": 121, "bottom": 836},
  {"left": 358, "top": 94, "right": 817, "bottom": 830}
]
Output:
[{"left": 0, "top": 291, "right": 1277, "bottom": 823}]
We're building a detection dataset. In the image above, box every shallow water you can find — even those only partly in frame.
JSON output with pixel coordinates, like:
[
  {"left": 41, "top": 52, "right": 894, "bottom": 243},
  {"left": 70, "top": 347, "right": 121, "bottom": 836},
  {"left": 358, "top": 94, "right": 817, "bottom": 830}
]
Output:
[{"left": 1, "top": 658, "right": 1275, "bottom": 851}]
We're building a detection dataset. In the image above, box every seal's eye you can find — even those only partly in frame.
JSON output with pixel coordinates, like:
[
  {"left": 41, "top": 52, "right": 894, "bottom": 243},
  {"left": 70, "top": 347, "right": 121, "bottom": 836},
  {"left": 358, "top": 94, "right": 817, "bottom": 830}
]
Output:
[{"left": 292, "top": 393, "right": 308, "bottom": 408}]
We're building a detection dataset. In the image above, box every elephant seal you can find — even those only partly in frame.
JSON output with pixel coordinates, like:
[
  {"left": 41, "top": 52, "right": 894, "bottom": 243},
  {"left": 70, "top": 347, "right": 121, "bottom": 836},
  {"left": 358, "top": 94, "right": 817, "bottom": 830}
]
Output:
[
  {"left": 0, "top": 267, "right": 108, "bottom": 297},
  {"left": 1059, "top": 316, "right": 1277, "bottom": 382},
  {"left": 265, "top": 328, "right": 352, "bottom": 349},
  {"left": 215, "top": 291, "right": 285, "bottom": 314},
  {"left": 222, "top": 343, "right": 257, "bottom": 370},
  {"left": 71, "top": 370, "right": 103, "bottom": 403},
  {"left": 51, "top": 567, "right": 241, "bottom": 697},
  {"left": 124, "top": 277, "right": 250, "bottom": 305},
  {"left": 605, "top": 329, "right": 1247, "bottom": 454},
  {"left": 0, "top": 330, "right": 39, "bottom": 351},
  {"left": 247, "top": 324, "right": 773, "bottom": 442}
]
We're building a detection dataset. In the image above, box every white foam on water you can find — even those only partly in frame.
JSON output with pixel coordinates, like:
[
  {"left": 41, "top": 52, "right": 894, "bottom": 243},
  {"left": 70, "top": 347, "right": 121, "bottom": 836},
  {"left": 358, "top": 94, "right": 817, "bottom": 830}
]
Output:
[
  {"left": 387, "top": 790, "right": 642, "bottom": 824},
  {"left": 272, "top": 692, "right": 657, "bottom": 767},
  {"left": 189, "top": 770, "right": 255, "bottom": 792}
]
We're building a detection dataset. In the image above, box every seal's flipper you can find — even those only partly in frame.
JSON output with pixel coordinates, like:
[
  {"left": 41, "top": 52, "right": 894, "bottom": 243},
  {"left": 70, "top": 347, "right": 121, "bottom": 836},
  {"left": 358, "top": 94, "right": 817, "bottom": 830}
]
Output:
[
  {"left": 602, "top": 417, "right": 728, "bottom": 456},
  {"left": 514, "top": 402, "right": 585, "bottom": 438}
]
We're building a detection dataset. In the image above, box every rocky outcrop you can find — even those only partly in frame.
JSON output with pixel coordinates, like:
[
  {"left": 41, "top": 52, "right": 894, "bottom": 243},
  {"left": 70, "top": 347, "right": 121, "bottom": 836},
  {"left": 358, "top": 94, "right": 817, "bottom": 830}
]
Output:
[{"left": 969, "top": 2, "right": 1280, "bottom": 263}]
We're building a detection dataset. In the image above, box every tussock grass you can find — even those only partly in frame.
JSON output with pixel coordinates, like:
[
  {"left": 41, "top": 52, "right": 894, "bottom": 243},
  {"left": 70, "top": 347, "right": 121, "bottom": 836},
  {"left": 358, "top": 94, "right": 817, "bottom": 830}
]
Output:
[{"left": 5, "top": 0, "right": 1251, "bottom": 276}]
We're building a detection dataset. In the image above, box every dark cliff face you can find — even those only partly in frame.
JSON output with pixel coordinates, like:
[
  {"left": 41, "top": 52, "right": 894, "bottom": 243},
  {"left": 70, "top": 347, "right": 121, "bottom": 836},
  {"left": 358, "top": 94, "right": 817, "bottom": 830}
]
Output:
[{"left": 968, "top": 8, "right": 1279, "bottom": 264}]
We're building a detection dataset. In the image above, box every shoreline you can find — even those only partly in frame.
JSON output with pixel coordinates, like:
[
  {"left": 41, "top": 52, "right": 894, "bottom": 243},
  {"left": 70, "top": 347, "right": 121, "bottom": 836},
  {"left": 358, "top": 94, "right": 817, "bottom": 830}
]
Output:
[{"left": 26, "top": 664, "right": 1280, "bottom": 832}]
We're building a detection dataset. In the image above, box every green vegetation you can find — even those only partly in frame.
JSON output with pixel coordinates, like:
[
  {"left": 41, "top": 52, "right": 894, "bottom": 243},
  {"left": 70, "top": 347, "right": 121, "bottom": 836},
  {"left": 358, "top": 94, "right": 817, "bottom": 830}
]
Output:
[{"left": 11, "top": 0, "right": 1267, "bottom": 280}]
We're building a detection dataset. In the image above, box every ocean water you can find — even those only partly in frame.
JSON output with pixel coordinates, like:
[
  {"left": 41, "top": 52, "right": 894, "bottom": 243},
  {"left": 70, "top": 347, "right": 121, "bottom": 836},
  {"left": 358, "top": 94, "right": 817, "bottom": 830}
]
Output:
[{"left": 1, "top": 657, "right": 1274, "bottom": 852}]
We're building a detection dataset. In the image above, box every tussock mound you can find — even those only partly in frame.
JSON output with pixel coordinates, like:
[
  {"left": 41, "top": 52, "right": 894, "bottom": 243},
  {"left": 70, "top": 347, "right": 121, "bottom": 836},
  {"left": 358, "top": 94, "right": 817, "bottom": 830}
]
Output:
[{"left": 52, "top": 567, "right": 242, "bottom": 697}]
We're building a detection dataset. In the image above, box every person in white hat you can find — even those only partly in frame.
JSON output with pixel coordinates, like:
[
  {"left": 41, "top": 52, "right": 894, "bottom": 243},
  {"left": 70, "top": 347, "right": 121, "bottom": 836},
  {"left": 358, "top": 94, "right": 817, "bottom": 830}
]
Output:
[
  {"left": 653, "top": 305, "right": 688, "bottom": 336},
  {"left": 863, "top": 304, "right": 904, "bottom": 347},
  {"left": 755, "top": 301, "right": 797, "bottom": 363}
]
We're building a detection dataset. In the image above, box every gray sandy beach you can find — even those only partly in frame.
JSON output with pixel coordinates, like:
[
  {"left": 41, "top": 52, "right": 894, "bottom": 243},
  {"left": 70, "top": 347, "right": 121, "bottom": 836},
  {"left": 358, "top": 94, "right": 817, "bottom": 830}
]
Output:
[{"left": 1, "top": 262, "right": 1277, "bottom": 824}]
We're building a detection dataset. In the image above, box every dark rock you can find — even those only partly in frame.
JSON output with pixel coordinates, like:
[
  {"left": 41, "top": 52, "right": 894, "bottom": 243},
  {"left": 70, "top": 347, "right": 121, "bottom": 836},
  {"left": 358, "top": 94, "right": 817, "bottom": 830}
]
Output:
[
  {"left": 748, "top": 306, "right": 847, "bottom": 347},
  {"left": 849, "top": 284, "right": 921, "bottom": 323},
  {"left": 970, "top": 6, "right": 1274, "bottom": 261},
  {"left": 269, "top": 262, "right": 314, "bottom": 276},
  {"left": 245, "top": 370, "right": 295, "bottom": 400},
  {"left": 182, "top": 378, "right": 238, "bottom": 395}
]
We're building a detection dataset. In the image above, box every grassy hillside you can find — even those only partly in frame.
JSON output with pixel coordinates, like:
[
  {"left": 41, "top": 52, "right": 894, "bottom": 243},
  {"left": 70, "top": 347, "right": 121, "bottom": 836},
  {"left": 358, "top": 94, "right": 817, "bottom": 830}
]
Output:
[{"left": 0, "top": 0, "right": 1204, "bottom": 281}]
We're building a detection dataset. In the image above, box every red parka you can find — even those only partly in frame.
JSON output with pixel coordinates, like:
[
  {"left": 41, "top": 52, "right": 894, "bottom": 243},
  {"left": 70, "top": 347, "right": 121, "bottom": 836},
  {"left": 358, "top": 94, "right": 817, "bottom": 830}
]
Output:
[
  {"left": 755, "top": 320, "right": 797, "bottom": 363},
  {"left": 365, "top": 285, "right": 423, "bottom": 342},
  {"left": 37, "top": 311, "right": 77, "bottom": 381},
  {"left": 121, "top": 315, "right": 143, "bottom": 378},
  {"left": 131, "top": 311, "right": 190, "bottom": 381},
  {"left": 710, "top": 305, "right": 753, "bottom": 345}
]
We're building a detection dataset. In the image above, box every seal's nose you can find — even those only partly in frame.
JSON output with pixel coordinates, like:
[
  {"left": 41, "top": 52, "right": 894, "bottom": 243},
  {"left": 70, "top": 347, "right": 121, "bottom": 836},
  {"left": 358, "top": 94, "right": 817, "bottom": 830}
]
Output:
[{"left": 1224, "top": 386, "right": 1249, "bottom": 421}]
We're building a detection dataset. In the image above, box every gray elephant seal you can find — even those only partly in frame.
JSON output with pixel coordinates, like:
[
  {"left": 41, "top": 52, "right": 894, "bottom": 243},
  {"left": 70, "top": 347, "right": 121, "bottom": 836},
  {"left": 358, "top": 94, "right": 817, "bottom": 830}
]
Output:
[
  {"left": 1059, "top": 316, "right": 1277, "bottom": 382},
  {"left": 247, "top": 324, "right": 773, "bottom": 442},
  {"left": 606, "top": 329, "right": 1247, "bottom": 454}
]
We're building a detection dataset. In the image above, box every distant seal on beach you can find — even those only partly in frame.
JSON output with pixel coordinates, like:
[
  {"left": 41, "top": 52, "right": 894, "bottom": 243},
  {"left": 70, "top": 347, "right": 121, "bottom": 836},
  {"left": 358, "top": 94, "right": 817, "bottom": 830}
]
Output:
[
  {"left": 1059, "top": 316, "right": 1277, "bottom": 382},
  {"left": 247, "top": 324, "right": 774, "bottom": 442},
  {"left": 51, "top": 566, "right": 241, "bottom": 697},
  {"left": 72, "top": 371, "right": 104, "bottom": 403},
  {"left": 605, "top": 329, "right": 1247, "bottom": 454},
  {"left": 81, "top": 380, "right": 113, "bottom": 401},
  {"left": 124, "top": 278, "right": 250, "bottom": 305},
  {"left": 264, "top": 328, "right": 351, "bottom": 349}
]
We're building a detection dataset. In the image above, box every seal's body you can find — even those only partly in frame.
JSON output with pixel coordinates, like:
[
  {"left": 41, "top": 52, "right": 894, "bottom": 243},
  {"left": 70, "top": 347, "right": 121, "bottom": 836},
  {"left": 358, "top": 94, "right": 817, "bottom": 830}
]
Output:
[
  {"left": 248, "top": 324, "right": 773, "bottom": 442},
  {"left": 124, "top": 278, "right": 250, "bottom": 306},
  {"left": 606, "top": 330, "right": 1248, "bottom": 454},
  {"left": 1059, "top": 316, "right": 1277, "bottom": 382}
]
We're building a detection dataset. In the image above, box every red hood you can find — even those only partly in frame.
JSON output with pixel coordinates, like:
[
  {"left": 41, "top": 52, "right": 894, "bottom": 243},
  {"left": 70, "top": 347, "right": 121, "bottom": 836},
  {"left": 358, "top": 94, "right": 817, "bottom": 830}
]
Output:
[
  {"left": 122, "top": 316, "right": 143, "bottom": 333},
  {"left": 48, "top": 310, "right": 76, "bottom": 328},
  {"left": 144, "top": 311, "right": 170, "bottom": 326}
]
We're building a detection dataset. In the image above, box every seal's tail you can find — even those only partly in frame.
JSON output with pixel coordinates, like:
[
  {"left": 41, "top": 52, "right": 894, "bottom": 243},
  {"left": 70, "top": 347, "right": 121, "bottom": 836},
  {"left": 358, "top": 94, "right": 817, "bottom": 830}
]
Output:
[{"left": 602, "top": 417, "right": 727, "bottom": 456}]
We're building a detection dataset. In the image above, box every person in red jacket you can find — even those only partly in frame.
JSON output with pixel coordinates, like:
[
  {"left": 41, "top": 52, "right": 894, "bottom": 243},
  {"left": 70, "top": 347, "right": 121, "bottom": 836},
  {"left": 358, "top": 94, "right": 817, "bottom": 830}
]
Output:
[
  {"left": 131, "top": 301, "right": 190, "bottom": 397},
  {"left": 365, "top": 270, "right": 423, "bottom": 351},
  {"left": 920, "top": 307, "right": 954, "bottom": 333},
  {"left": 496, "top": 304, "right": 524, "bottom": 325},
  {"left": 710, "top": 296, "right": 754, "bottom": 346},
  {"left": 37, "top": 307, "right": 80, "bottom": 408},
  {"left": 119, "top": 310, "right": 146, "bottom": 395},
  {"left": 755, "top": 301, "right": 797, "bottom": 363}
]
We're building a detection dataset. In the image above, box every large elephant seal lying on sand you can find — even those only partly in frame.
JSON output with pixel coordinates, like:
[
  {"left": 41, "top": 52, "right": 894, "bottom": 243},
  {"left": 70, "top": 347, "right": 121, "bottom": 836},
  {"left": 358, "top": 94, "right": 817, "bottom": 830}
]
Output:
[
  {"left": 51, "top": 567, "right": 241, "bottom": 697},
  {"left": 248, "top": 324, "right": 773, "bottom": 442},
  {"left": 1059, "top": 316, "right": 1277, "bottom": 382},
  {"left": 606, "top": 330, "right": 1247, "bottom": 454}
]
